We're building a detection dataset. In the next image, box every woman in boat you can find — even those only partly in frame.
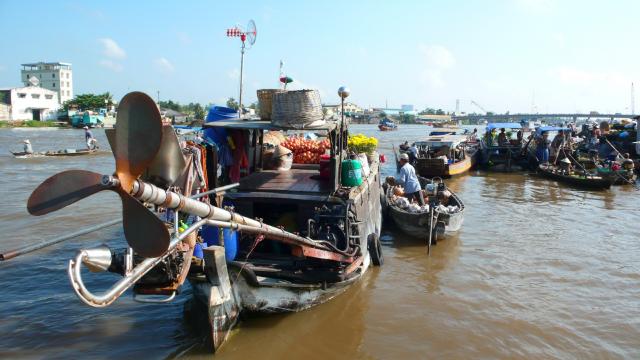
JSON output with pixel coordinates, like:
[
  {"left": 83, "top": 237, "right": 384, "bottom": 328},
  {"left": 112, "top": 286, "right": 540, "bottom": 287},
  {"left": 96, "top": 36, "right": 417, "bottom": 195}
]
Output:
[
  {"left": 535, "top": 132, "right": 551, "bottom": 164},
  {"left": 396, "top": 153, "right": 424, "bottom": 205},
  {"left": 23, "top": 139, "right": 33, "bottom": 154},
  {"left": 498, "top": 128, "right": 508, "bottom": 146}
]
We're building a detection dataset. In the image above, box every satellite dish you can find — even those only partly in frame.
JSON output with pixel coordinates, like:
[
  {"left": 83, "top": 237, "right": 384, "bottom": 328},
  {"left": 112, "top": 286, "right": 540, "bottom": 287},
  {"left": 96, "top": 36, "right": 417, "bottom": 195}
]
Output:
[
  {"left": 29, "top": 76, "right": 39, "bottom": 87},
  {"left": 246, "top": 20, "right": 257, "bottom": 46}
]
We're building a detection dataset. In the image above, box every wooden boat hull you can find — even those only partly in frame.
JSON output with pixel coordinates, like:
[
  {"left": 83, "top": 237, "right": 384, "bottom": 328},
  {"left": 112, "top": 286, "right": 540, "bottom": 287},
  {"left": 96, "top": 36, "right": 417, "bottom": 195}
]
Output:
[
  {"left": 378, "top": 125, "right": 397, "bottom": 131},
  {"left": 188, "top": 160, "right": 383, "bottom": 353},
  {"left": 414, "top": 147, "right": 478, "bottom": 178},
  {"left": 11, "top": 149, "right": 99, "bottom": 157},
  {"left": 386, "top": 186, "right": 464, "bottom": 239},
  {"left": 189, "top": 254, "right": 370, "bottom": 351},
  {"left": 537, "top": 165, "right": 612, "bottom": 189}
]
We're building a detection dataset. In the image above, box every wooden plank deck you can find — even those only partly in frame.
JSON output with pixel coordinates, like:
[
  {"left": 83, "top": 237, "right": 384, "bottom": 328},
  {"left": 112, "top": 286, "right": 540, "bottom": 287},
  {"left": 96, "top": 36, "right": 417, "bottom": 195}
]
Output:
[{"left": 238, "top": 170, "right": 331, "bottom": 194}]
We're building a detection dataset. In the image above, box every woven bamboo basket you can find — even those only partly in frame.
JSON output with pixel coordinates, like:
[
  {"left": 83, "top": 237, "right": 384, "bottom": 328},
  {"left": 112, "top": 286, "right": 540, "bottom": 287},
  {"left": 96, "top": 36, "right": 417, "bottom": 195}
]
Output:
[
  {"left": 257, "top": 89, "right": 283, "bottom": 120},
  {"left": 271, "top": 89, "right": 325, "bottom": 129}
]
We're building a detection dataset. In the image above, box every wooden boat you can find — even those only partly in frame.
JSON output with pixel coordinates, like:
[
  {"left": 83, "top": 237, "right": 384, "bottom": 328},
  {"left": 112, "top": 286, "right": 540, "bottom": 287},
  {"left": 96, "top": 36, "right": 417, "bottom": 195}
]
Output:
[
  {"left": 480, "top": 122, "right": 530, "bottom": 172},
  {"left": 407, "top": 135, "right": 479, "bottom": 178},
  {"left": 385, "top": 178, "right": 464, "bottom": 241},
  {"left": 537, "top": 163, "right": 612, "bottom": 189},
  {"left": 378, "top": 118, "right": 397, "bottom": 131},
  {"left": 188, "top": 118, "right": 383, "bottom": 351},
  {"left": 11, "top": 91, "right": 383, "bottom": 354},
  {"left": 11, "top": 149, "right": 99, "bottom": 157}
]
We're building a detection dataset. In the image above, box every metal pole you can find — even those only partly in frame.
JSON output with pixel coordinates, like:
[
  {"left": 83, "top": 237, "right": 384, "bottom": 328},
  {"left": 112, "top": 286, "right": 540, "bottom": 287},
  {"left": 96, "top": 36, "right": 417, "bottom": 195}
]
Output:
[
  {"left": 427, "top": 207, "right": 433, "bottom": 255},
  {"left": 238, "top": 42, "right": 245, "bottom": 118},
  {"left": 1, "top": 218, "right": 121, "bottom": 261}
]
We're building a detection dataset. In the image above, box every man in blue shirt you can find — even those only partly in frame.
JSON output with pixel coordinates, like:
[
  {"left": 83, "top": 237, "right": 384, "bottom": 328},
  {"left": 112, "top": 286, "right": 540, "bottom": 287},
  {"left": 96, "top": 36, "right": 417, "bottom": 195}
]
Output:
[
  {"left": 84, "top": 126, "right": 97, "bottom": 150},
  {"left": 396, "top": 153, "right": 424, "bottom": 205}
]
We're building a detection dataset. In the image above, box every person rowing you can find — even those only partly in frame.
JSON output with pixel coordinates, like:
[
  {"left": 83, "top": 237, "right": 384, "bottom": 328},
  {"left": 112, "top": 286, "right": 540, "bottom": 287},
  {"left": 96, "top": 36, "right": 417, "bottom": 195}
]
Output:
[
  {"left": 23, "top": 139, "right": 33, "bottom": 154},
  {"left": 396, "top": 153, "right": 424, "bottom": 205},
  {"left": 84, "top": 126, "right": 98, "bottom": 150}
]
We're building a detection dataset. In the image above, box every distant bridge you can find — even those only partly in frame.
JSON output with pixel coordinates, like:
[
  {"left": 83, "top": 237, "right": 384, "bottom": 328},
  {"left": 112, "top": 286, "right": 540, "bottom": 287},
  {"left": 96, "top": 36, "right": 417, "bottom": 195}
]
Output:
[{"left": 452, "top": 113, "right": 637, "bottom": 124}]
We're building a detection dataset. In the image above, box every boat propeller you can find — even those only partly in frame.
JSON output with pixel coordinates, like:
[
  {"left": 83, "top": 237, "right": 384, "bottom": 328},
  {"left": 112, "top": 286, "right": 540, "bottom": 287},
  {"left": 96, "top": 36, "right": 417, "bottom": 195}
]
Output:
[{"left": 27, "top": 92, "right": 171, "bottom": 258}]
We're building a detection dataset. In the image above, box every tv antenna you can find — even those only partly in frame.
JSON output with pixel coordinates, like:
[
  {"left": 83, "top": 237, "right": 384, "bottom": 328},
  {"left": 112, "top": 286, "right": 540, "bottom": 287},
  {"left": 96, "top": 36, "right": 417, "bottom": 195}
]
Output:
[{"left": 226, "top": 19, "right": 257, "bottom": 117}]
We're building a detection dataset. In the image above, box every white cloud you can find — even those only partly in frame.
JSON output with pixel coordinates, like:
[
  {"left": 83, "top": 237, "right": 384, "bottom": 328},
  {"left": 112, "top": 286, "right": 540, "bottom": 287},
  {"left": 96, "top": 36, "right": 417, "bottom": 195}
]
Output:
[
  {"left": 418, "top": 44, "right": 456, "bottom": 88},
  {"left": 99, "top": 38, "right": 126, "bottom": 59},
  {"left": 551, "top": 32, "right": 566, "bottom": 48},
  {"left": 154, "top": 57, "right": 175, "bottom": 73},
  {"left": 99, "top": 59, "right": 123, "bottom": 72}
]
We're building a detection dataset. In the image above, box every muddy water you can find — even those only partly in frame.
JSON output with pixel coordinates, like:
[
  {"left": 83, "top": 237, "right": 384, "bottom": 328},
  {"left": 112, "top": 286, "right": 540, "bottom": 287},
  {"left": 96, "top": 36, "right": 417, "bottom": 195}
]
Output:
[{"left": 0, "top": 125, "right": 639, "bottom": 359}]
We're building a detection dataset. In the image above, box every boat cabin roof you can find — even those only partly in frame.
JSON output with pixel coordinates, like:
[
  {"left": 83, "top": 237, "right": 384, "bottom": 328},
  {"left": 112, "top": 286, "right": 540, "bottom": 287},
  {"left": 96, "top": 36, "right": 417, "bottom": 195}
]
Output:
[
  {"left": 535, "top": 126, "right": 570, "bottom": 135},
  {"left": 429, "top": 127, "right": 462, "bottom": 135},
  {"left": 203, "top": 119, "right": 339, "bottom": 132},
  {"left": 486, "top": 122, "right": 522, "bottom": 130},
  {"left": 415, "top": 134, "right": 466, "bottom": 148}
]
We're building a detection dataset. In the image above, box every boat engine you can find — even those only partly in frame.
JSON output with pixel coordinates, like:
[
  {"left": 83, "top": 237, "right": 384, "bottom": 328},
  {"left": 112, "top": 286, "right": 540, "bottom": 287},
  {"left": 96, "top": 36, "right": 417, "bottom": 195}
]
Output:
[
  {"left": 108, "top": 248, "right": 186, "bottom": 287},
  {"left": 310, "top": 205, "right": 348, "bottom": 251}
]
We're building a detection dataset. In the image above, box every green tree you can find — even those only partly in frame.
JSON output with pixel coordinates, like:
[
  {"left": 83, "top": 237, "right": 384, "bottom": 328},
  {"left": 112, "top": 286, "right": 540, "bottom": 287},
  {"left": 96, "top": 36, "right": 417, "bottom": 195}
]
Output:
[
  {"left": 226, "top": 97, "right": 239, "bottom": 110},
  {"left": 193, "top": 103, "right": 205, "bottom": 120},
  {"left": 435, "top": 109, "right": 445, "bottom": 115},
  {"left": 63, "top": 93, "right": 112, "bottom": 111},
  {"left": 159, "top": 100, "right": 181, "bottom": 112}
]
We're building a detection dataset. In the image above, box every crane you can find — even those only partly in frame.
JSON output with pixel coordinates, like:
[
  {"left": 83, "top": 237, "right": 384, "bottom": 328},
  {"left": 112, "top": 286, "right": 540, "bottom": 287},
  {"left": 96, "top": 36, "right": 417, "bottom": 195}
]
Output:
[{"left": 470, "top": 100, "right": 488, "bottom": 114}]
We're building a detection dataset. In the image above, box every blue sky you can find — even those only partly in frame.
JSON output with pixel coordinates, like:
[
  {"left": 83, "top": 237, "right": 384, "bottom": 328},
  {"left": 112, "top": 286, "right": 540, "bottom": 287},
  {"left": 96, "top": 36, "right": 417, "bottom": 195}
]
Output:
[{"left": 0, "top": 0, "right": 638, "bottom": 113}]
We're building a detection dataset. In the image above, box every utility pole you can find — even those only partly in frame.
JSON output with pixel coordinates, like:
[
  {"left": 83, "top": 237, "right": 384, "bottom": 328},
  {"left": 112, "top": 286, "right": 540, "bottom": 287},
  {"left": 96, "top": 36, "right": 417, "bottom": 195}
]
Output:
[{"left": 157, "top": 90, "right": 160, "bottom": 104}]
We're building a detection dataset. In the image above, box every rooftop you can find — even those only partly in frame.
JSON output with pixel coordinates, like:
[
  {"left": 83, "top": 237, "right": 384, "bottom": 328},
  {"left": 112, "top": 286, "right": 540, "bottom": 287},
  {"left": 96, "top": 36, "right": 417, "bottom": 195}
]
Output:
[{"left": 21, "top": 62, "right": 72, "bottom": 67}]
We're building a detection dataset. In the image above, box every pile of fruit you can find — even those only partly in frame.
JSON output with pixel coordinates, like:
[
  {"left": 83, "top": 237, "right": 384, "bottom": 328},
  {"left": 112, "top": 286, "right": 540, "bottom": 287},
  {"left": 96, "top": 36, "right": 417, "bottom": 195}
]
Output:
[{"left": 281, "top": 136, "right": 331, "bottom": 164}]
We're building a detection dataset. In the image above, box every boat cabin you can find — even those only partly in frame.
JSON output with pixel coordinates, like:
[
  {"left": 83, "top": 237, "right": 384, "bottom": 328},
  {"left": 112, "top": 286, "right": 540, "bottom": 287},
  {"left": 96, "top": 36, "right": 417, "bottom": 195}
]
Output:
[{"left": 202, "top": 119, "right": 381, "bottom": 264}]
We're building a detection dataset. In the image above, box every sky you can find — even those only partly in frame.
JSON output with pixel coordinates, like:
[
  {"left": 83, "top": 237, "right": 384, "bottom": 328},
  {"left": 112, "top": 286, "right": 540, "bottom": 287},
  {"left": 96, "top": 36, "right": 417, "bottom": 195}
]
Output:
[{"left": 0, "top": 0, "right": 638, "bottom": 114}]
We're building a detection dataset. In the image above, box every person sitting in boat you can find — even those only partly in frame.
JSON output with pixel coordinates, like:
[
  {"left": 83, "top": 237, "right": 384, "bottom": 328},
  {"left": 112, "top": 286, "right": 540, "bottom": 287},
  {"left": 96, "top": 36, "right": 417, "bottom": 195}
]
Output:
[
  {"left": 558, "top": 157, "right": 573, "bottom": 175},
  {"left": 399, "top": 141, "right": 410, "bottom": 151},
  {"left": 535, "top": 132, "right": 551, "bottom": 164},
  {"left": 84, "top": 126, "right": 98, "bottom": 150},
  {"left": 516, "top": 129, "right": 523, "bottom": 144},
  {"left": 469, "top": 128, "right": 478, "bottom": 142},
  {"left": 23, "top": 139, "right": 33, "bottom": 154},
  {"left": 396, "top": 153, "right": 424, "bottom": 206},
  {"left": 498, "top": 128, "right": 508, "bottom": 146}
]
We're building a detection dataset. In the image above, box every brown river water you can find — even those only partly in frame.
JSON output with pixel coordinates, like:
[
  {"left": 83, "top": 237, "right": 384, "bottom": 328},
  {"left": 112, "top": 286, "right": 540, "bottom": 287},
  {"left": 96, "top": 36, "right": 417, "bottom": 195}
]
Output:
[{"left": 0, "top": 125, "right": 639, "bottom": 359}]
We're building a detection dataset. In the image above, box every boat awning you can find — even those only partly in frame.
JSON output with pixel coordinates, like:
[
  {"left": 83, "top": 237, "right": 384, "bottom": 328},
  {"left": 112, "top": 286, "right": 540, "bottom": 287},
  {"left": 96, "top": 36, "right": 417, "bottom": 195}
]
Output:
[
  {"left": 203, "top": 119, "right": 339, "bottom": 132},
  {"left": 486, "top": 123, "right": 522, "bottom": 130},
  {"left": 415, "top": 135, "right": 464, "bottom": 148},
  {"left": 536, "top": 126, "right": 570, "bottom": 135}
]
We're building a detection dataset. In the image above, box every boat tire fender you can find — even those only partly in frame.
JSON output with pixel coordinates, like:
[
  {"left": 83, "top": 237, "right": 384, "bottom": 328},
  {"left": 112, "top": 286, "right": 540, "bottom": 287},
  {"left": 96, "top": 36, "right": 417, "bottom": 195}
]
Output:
[{"left": 368, "top": 233, "right": 383, "bottom": 266}]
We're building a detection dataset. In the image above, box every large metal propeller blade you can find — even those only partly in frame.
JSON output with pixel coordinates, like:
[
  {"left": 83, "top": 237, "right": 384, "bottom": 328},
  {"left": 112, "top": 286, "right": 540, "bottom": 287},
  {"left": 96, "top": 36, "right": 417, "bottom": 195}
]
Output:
[
  {"left": 114, "top": 92, "right": 163, "bottom": 193},
  {"left": 28, "top": 170, "right": 105, "bottom": 216},
  {"left": 117, "top": 189, "right": 169, "bottom": 258},
  {"left": 26, "top": 91, "right": 173, "bottom": 258}
]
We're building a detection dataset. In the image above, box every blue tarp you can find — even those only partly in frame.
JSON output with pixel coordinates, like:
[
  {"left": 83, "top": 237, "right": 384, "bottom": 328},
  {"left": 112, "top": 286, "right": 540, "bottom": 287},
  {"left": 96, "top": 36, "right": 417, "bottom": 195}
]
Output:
[
  {"left": 486, "top": 123, "right": 522, "bottom": 131},
  {"left": 535, "top": 126, "right": 570, "bottom": 136}
]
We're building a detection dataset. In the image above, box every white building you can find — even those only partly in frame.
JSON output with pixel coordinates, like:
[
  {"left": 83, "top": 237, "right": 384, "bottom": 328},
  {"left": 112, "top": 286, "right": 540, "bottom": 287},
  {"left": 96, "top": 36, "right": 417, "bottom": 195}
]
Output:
[
  {"left": 21, "top": 62, "right": 73, "bottom": 104},
  {"left": 0, "top": 81, "right": 60, "bottom": 121}
]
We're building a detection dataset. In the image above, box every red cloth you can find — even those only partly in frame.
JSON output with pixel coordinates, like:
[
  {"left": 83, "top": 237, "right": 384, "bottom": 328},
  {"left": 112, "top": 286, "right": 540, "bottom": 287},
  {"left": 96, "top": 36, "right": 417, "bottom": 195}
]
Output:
[{"left": 229, "top": 130, "right": 249, "bottom": 182}]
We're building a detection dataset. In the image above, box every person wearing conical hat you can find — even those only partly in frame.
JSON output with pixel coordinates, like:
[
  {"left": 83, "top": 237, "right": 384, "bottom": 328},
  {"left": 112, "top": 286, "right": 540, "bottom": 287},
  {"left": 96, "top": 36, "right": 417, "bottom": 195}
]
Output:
[{"left": 23, "top": 139, "right": 33, "bottom": 154}]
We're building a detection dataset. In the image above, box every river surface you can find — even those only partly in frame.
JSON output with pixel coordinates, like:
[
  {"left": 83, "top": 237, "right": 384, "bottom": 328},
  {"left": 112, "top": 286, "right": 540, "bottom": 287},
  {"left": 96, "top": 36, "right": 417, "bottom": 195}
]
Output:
[{"left": 0, "top": 125, "right": 639, "bottom": 359}]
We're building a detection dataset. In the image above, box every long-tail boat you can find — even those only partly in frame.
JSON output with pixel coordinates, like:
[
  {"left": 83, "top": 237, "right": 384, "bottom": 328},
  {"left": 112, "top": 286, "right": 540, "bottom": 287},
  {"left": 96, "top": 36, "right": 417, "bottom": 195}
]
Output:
[{"left": 2, "top": 90, "right": 383, "bottom": 353}]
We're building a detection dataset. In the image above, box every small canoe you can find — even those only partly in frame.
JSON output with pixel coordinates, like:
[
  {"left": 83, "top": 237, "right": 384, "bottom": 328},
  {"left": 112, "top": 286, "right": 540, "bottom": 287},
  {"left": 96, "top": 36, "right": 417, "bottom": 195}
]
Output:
[
  {"left": 11, "top": 149, "right": 100, "bottom": 158},
  {"left": 385, "top": 178, "right": 464, "bottom": 241},
  {"left": 537, "top": 164, "right": 612, "bottom": 189}
]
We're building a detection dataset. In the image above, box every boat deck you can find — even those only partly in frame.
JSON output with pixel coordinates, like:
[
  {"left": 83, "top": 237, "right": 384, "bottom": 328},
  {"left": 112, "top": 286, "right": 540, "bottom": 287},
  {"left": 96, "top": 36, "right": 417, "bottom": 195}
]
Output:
[{"left": 238, "top": 169, "right": 331, "bottom": 195}]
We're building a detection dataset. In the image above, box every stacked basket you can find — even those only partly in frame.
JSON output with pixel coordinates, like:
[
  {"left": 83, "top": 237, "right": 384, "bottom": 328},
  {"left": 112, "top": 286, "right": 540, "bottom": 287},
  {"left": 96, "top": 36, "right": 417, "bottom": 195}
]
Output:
[
  {"left": 270, "top": 89, "right": 325, "bottom": 129},
  {"left": 257, "top": 89, "right": 283, "bottom": 121}
]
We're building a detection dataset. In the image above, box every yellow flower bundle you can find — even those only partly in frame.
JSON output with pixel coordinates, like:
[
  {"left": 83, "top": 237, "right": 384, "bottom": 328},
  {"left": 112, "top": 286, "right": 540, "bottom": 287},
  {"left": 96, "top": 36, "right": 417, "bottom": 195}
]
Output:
[{"left": 348, "top": 133, "right": 378, "bottom": 155}]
